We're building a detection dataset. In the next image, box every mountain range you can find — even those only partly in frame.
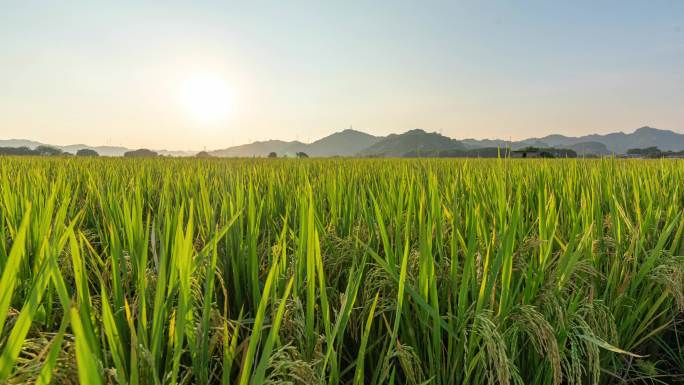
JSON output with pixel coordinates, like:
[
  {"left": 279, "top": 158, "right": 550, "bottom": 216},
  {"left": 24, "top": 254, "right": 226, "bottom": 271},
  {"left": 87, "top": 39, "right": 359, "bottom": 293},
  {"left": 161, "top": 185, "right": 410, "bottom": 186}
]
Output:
[
  {"left": 209, "top": 129, "right": 382, "bottom": 157},
  {"left": 356, "top": 129, "right": 465, "bottom": 157},
  {"left": 208, "top": 126, "right": 680, "bottom": 157},
  {"left": 528, "top": 126, "right": 684, "bottom": 154},
  {"left": 3, "top": 126, "right": 684, "bottom": 158}
]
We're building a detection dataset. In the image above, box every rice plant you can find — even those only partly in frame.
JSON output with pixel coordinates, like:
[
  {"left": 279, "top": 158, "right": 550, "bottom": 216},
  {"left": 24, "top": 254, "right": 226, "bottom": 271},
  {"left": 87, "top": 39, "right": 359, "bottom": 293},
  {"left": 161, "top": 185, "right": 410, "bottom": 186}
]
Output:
[{"left": 0, "top": 157, "right": 683, "bottom": 384}]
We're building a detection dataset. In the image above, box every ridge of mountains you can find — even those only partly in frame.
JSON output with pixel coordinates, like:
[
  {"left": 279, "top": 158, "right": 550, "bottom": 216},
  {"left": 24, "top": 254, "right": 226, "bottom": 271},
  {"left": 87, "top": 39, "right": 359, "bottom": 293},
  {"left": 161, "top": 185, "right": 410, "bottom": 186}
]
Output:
[
  {"left": 527, "top": 126, "right": 684, "bottom": 155},
  {"left": 357, "top": 129, "right": 466, "bottom": 157},
  {"left": 210, "top": 129, "right": 383, "bottom": 157},
  {"left": 3, "top": 126, "right": 684, "bottom": 158},
  {"left": 207, "top": 126, "right": 684, "bottom": 157}
]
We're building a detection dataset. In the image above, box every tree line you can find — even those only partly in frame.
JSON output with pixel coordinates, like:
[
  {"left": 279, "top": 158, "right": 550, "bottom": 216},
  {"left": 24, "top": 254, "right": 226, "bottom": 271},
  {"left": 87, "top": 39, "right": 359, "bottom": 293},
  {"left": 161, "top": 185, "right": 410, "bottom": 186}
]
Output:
[
  {"left": 0, "top": 146, "right": 166, "bottom": 157},
  {"left": 0, "top": 146, "right": 99, "bottom": 156}
]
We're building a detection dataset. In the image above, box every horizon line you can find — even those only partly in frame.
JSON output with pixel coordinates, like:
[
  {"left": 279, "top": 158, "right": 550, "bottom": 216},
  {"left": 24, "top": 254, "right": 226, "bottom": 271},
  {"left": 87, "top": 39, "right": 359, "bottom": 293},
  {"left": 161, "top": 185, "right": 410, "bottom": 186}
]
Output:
[{"left": 0, "top": 124, "right": 673, "bottom": 152}]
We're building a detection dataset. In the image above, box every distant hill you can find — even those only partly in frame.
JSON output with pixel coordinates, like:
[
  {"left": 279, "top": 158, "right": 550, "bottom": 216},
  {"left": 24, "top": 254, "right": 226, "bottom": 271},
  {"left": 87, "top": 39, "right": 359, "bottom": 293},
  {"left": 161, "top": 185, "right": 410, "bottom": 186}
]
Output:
[
  {"left": 557, "top": 141, "right": 610, "bottom": 155},
  {"left": 530, "top": 127, "right": 684, "bottom": 154},
  {"left": 209, "top": 140, "right": 308, "bottom": 157},
  {"left": 461, "top": 138, "right": 509, "bottom": 149},
  {"left": 59, "top": 144, "right": 130, "bottom": 157},
  {"left": 60, "top": 144, "right": 194, "bottom": 157},
  {"left": 209, "top": 129, "right": 381, "bottom": 157},
  {"left": 0, "top": 139, "right": 128, "bottom": 156},
  {"left": 0, "top": 139, "right": 194, "bottom": 157},
  {"left": 0, "top": 139, "right": 46, "bottom": 149},
  {"left": 404, "top": 147, "right": 512, "bottom": 158},
  {"left": 357, "top": 129, "right": 465, "bottom": 157},
  {"left": 3, "top": 126, "right": 684, "bottom": 158},
  {"left": 400, "top": 126, "right": 681, "bottom": 157},
  {"left": 461, "top": 138, "right": 549, "bottom": 151},
  {"left": 306, "top": 129, "right": 381, "bottom": 156},
  {"left": 459, "top": 128, "right": 672, "bottom": 156}
]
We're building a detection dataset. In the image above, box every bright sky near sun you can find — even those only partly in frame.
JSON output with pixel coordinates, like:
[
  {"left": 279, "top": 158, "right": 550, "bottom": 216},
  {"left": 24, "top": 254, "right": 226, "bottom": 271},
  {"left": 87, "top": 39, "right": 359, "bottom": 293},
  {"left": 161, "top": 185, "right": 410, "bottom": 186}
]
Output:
[{"left": 1, "top": 1, "right": 683, "bottom": 150}]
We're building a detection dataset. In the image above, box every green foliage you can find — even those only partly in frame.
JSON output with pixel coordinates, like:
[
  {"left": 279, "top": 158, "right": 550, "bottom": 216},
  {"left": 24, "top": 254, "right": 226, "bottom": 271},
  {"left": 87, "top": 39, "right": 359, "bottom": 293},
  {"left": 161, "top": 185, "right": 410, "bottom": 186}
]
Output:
[
  {"left": 76, "top": 149, "right": 99, "bottom": 157},
  {"left": 123, "top": 148, "right": 158, "bottom": 157},
  {"left": 0, "top": 157, "right": 683, "bottom": 384}
]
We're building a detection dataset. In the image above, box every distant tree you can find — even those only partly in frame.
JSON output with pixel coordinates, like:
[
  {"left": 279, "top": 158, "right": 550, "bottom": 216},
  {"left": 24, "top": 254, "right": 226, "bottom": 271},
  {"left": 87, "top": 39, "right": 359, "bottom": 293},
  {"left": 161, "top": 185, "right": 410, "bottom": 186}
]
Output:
[
  {"left": 627, "top": 147, "right": 661, "bottom": 156},
  {"left": 0, "top": 146, "right": 38, "bottom": 156},
  {"left": 35, "top": 145, "right": 63, "bottom": 156},
  {"left": 403, "top": 147, "right": 513, "bottom": 158},
  {"left": 0, "top": 145, "right": 66, "bottom": 156},
  {"left": 268, "top": 152, "right": 278, "bottom": 158},
  {"left": 124, "top": 148, "right": 158, "bottom": 158},
  {"left": 511, "top": 146, "right": 576, "bottom": 159},
  {"left": 76, "top": 148, "right": 99, "bottom": 157},
  {"left": 195, "top": 151, "right": 213, "bottom": 158},
  {"left": 296, "top": 152, "right": 309, "bottom": 158}
]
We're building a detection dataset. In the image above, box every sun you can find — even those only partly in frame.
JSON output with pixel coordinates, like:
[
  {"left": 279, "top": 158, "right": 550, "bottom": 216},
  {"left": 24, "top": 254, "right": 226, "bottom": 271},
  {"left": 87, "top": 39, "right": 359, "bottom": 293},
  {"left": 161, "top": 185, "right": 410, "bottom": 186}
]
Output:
[{"left": 178, "top": 72, "right": 233, "bottom": 124}]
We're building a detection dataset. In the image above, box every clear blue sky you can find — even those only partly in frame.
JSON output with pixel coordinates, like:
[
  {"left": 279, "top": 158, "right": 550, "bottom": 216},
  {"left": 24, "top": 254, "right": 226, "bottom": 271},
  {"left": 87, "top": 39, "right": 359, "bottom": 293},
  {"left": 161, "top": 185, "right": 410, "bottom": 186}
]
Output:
[{"left": 1, "top": 1, "right": 683, "bottom": 150}]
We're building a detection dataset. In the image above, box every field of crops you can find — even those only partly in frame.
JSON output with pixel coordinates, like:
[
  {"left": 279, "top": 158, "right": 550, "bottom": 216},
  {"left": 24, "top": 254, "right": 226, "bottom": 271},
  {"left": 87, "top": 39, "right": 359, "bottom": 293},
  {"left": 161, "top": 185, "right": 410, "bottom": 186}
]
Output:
[{"left": 0, "top": 157, "right": 683, "bottom": 384}]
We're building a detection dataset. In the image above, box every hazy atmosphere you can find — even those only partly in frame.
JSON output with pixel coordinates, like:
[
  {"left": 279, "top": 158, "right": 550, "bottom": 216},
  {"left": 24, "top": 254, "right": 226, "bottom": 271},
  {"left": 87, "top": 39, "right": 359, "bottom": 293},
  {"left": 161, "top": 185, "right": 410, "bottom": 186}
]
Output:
[{"left": 1, "top": 1, "right": 683, "bottom": 150}]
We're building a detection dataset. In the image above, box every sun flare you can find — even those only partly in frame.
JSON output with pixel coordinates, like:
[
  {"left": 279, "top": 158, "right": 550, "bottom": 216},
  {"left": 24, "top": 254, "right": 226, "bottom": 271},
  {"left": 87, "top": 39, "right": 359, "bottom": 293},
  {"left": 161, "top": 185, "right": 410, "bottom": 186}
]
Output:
[{"left": 178, "top": 73, "right": 233, "bottom": 124}]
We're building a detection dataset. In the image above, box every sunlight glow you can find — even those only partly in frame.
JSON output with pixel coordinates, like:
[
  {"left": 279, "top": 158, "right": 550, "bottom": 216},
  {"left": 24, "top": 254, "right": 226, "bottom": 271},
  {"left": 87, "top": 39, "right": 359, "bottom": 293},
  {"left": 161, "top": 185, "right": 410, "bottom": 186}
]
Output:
[{"left": 178, "top": 73, "right": 233, "bottom": 124}]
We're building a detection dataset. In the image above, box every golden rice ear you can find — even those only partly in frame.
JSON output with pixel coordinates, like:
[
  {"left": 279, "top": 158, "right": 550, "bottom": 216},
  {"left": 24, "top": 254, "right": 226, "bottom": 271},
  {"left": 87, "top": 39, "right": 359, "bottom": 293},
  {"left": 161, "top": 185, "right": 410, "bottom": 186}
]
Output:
[
  {"left": 650, "top": 255, "right": 684, "bottom": 312},
  {"left": 508, "top": 305, "right": 562, "bottom": 385},
  {"left": 472, "top": 311, "right": 513, "bottom": 385},
  {"left": 261, "top": 344, "right": 320, "bottom": 385}
]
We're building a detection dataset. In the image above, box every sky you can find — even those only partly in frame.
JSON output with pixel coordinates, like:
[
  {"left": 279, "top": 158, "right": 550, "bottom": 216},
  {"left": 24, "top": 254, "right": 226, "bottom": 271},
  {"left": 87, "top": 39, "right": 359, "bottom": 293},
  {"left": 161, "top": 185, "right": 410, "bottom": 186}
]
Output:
[{"left": 1, "top": 1, "right": 683, "bottom": 150}]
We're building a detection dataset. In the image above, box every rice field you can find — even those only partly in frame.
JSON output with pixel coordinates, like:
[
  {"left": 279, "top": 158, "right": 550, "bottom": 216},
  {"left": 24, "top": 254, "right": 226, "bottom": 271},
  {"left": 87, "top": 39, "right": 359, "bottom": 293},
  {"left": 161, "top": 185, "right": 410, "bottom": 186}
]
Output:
[{"left": 0, "top": 157, "right": 683, "bottom": 384}]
